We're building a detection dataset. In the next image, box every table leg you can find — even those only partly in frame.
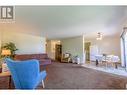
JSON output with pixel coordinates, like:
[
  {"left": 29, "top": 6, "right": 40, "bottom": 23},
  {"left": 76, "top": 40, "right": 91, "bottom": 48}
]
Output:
[
  {"left": 115, "top": 63, "right": 118, "bottom": 69},
  {"left": 96, "top": 59, "right": 99, "bottom": 66}
]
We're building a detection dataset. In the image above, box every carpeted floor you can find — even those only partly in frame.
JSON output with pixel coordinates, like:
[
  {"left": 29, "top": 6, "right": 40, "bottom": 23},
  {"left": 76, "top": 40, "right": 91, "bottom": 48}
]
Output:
[
  {"left": 38, "top": 62, "right": 127, "bottom": 89},
  {"left": 1, "top": 62, "right": 127, "bottom": 89}
]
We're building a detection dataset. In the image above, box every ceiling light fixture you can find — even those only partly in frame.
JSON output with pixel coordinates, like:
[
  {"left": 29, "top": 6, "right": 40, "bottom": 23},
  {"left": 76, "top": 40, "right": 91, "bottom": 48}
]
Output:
[{"left": 96, "top": 32, "right": 102, "bottom": 40}]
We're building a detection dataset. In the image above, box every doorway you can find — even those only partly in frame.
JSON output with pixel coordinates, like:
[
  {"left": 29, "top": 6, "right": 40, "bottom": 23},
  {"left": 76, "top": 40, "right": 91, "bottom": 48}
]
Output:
[
  {"left": 55, "top": 44, "right": 62, "bottom": 62},
  {"left": 85, "top": 42, "right": 91, "bottom": 62}
]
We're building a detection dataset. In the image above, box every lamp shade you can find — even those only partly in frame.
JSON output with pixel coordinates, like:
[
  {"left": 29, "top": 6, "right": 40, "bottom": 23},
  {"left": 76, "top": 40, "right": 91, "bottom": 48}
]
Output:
[{"left": 1, "top": 49, "right": 11, "bottom": 56}]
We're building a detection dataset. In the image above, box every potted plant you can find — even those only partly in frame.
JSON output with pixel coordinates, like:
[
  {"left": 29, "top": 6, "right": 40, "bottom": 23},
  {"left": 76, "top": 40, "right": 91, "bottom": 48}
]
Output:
[{"left": 1, "top": 42, "right": 18, "bottom": 59}]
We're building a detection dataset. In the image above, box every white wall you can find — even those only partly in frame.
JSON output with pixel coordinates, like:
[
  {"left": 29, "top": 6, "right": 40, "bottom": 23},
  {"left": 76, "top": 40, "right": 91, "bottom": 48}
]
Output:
[
  {"left": 0, "top": 22, "right": 46, "bottom": 54},
  {"left": 61, "top": 36, "right": 85, "bottom": 63},
  {"left": 85, "top": 36, "right": 121, "bottom": 60}
]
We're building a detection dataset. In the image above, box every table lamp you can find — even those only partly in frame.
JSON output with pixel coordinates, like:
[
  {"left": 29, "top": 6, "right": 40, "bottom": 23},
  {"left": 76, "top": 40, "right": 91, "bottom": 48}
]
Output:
[
  {"left": 1, "top": 49, "right": 11, "bottom": 72},
  {"left": 1, "top": 49, "right": 11, "bottom": 57}
]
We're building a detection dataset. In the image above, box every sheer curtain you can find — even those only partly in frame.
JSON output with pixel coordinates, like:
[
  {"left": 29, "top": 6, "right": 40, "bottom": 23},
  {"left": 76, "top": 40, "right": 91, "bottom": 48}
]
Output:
[
  {"left": 121, "top": 37, "right": 125, "bottom": 67},
  {"left": 121, "top": 27, "right": 127, "bottom": 70}
]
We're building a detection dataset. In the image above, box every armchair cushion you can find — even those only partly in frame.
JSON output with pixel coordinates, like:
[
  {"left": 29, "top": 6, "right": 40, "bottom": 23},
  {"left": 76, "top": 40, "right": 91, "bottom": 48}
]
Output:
[{"left": 61, "top": 53, "right": 71, "bottom": 63}]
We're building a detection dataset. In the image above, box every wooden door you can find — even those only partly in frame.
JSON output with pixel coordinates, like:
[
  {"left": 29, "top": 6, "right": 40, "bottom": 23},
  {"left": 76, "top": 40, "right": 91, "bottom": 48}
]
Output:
[{"left": 55, "top": 44, "right": 62, "bottom": 61}]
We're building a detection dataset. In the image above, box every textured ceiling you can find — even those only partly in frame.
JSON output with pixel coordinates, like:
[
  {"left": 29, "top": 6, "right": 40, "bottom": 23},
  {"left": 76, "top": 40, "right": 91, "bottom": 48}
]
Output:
[{"left": 16, "top": 6, "right": 127, "bottom": 39}]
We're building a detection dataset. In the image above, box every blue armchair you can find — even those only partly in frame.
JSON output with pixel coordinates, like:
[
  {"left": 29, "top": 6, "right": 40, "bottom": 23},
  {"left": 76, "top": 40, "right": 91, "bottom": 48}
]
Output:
[{"left": 5, "top": 58, "right": 47, "bottom": 89}]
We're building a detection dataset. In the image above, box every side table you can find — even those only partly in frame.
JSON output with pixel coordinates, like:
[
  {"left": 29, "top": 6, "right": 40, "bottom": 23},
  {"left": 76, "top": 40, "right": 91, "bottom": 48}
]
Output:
[{"left": 0, "top": 72, "right": 11, "bottom": 89}]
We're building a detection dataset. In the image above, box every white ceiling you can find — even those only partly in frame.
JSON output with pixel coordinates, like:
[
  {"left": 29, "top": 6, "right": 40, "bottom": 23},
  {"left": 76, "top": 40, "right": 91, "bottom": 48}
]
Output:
[{"left": 16, "top": 6, "right": 127, "bottom": 39}]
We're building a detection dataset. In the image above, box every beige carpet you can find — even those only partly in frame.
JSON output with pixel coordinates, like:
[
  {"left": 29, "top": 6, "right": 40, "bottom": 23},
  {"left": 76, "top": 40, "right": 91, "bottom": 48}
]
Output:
[
  {"left": 38, "top": 62, "right": 127, "bottom": 89},
  {"left": 1, "top": 62, "right": 127, "bottom": 89}
]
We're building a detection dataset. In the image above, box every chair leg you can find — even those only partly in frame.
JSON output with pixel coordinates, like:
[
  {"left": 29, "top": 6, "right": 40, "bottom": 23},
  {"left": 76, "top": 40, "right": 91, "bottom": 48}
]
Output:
[{"left": 42, "top": 80, "right": 45, "bottom": 88}]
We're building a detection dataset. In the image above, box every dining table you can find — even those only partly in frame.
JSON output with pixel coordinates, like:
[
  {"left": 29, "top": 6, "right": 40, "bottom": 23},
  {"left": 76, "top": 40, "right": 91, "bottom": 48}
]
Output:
[{"left": 95, "top": 54, "right": 120, "bottom": 69}]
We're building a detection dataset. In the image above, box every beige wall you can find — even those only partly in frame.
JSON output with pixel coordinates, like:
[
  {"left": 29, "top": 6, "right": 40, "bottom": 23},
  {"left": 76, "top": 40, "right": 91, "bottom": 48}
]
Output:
[
  {"left": 85, "top": 36, "right": 121, "bottom": 59},
  {"left": 61, "top": 36, "right": 85, "bottom": 63},
  {"left": 0, "top": 22, "right": 46, "bottom": 54}
]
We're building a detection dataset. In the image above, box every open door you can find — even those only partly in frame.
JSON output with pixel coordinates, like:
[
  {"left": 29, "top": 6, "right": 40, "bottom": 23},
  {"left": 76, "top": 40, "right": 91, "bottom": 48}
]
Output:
[
  {"left": 85, "top": 42, "right": 91, "bottom": 61},
  {"left": 55, "top": 44, "right": 62, "bottom": 61}
]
